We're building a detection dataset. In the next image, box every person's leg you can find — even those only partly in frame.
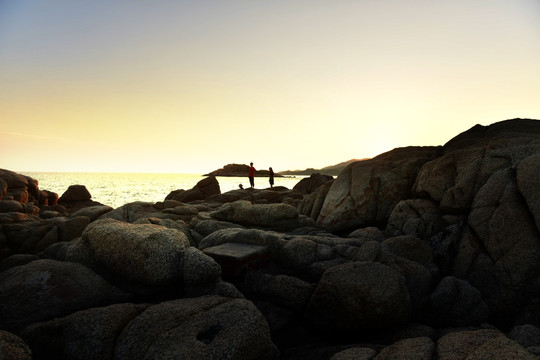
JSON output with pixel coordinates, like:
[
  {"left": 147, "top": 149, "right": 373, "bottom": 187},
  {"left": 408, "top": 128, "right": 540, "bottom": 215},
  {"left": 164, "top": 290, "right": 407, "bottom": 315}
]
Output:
[{"left": 249, "top": 176, "right": 254, "bottom": 188}]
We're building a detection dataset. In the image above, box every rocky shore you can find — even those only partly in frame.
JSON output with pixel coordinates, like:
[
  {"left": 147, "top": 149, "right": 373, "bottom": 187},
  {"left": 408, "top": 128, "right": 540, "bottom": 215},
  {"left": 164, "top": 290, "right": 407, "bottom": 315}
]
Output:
[
  {"left": 1, "top": 118, "right": 540, "bottom": 359},
  {"left": 204, "top": 163, "right": 283, "bottom": 178}
]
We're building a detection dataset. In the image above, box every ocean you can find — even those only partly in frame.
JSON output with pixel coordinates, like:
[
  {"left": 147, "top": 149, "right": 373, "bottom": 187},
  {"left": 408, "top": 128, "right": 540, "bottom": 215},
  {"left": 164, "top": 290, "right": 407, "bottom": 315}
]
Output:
[{"left": 21, "top": 172, "right": 306, "bottom": 209}]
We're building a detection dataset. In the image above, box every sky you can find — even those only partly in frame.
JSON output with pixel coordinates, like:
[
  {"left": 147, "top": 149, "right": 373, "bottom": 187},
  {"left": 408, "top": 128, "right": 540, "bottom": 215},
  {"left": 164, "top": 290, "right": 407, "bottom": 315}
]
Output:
[{"left": 1, "top": 0, "right": 539, "bottom": 174}]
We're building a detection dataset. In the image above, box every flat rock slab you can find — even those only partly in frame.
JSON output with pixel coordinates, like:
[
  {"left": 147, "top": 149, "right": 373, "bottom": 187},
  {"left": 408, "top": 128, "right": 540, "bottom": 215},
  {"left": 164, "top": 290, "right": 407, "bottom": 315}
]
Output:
[{"left": 203, "top": 243, "right": 270, "bottom": 279}]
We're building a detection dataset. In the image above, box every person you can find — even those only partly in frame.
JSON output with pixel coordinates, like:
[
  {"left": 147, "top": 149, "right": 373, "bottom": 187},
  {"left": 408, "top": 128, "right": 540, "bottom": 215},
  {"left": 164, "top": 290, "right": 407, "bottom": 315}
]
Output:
[
  {"left": 269, "top": 167, "right": 274, "bottom": 188},
  {"left": 248, "top": 162, "right": 255, "bottom": 188}
]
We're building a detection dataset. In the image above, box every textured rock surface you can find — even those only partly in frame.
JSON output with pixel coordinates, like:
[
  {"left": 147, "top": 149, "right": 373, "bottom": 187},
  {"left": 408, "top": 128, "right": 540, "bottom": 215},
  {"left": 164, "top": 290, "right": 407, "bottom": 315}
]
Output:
[
  {"left": 0, "top": 259, "right": 131, "bottom": 332},
  {"left": 316, "top": 147, "right": 441, "bottom": 232},
  {"left": 306, "top": 261, "right": 411, "bottom": 332}
]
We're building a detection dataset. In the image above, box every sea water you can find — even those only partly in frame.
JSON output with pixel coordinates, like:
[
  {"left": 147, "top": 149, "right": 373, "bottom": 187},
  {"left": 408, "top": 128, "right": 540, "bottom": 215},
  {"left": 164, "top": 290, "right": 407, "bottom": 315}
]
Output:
[{"left": 21, "top": 172, "right": 306, "bottom": 209}]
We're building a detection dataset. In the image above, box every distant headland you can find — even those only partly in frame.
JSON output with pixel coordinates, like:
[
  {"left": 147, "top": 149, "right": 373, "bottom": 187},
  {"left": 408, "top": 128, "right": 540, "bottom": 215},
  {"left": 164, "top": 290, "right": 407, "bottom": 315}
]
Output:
[
  {"left": 280, "top": 158, "right": 370, "bottom": 176},
  {"left": 204, "top": 163, "right": 283, "bottom": 177}
]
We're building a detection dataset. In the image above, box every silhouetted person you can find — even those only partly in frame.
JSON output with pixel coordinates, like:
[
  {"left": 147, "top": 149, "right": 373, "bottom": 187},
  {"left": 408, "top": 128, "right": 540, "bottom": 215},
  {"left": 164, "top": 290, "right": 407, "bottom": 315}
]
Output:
[
  {"left": 269, "top": 167, "right": 274, "bottom": 188},
  {"left": 248, "top": 162, "right": 255, "bottom": 188}
]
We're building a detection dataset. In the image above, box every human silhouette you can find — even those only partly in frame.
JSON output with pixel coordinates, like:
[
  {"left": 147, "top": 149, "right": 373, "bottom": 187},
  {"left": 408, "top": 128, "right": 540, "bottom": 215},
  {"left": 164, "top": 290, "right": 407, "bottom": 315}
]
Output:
[
  {"left": 269, "top": 167, "right": 274, "bottom": 188},
  {"left": 248, "top": 162, "right": 255, "bottom": 188}
]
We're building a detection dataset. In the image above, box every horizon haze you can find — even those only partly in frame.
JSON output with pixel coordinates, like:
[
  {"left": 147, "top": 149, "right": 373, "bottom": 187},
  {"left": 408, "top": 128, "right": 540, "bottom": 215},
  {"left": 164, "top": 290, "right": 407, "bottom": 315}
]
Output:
[{"left": 1, "top": 1, "right": 539, "bottom": 174}]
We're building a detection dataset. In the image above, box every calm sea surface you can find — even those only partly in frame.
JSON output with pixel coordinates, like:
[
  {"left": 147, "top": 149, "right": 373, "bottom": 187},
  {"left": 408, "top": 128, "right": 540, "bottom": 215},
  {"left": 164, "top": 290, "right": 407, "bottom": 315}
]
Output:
[{"left": 21, "top": 172, "right": 305, "bottom": 209}]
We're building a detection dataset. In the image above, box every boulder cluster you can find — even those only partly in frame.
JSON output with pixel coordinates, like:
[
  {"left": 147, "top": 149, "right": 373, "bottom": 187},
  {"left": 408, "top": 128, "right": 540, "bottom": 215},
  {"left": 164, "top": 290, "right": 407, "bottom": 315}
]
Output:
[{"left": 1, "top": 118, "right": 539, "bottom": 359}]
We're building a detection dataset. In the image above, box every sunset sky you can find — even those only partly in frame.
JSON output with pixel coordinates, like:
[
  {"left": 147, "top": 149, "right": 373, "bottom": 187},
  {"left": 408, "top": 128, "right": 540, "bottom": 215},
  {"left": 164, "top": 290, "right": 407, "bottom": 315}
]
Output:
[{"left": 1, "top": 1, "right": 539, "bottom": 174}]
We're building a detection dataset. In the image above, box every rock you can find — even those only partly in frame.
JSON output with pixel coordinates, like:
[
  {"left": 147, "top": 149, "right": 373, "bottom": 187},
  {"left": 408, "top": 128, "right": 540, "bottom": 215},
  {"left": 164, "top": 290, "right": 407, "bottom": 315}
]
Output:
[
  {"left": 165, "top": 176, "right": 220, "bottom": 203},
  {"left": 385, "top": 199, "right": 446, "bottom": 239},
  {"left": 298, "top": 179, "right": 334, "bottom": 220},
  {"left": 0, "top": 200, "right": 23, "bottom": 213},
  {"left": 316, "top": 146, "right": 441, "bottom": 233},
  {"left": 459, "top": 167, "right": 540, "bottom": 320},
  {"left": 58, "top": 184, "right": 91, "bottom": 202},
  {"left": 306, "top": 261, "right": 411, "bottom": 333},
  {"left": 414, "top": 119, "right": 540, "bottom": 212},
  {"left": 0, "top": 254, "right": 39, "bottom": 272},
  {"left": 203, "top": 242, "right": 270, "bottom": 279},
  {"left": 429, "top": 276, "right": 489, "bottom": 327},
  {"left": 191, "top": 218, "right": 245, "bottom": 237},
  {"left": 293, "top": 173, "right": 334, "bottom": 195},
  {"left": 245, "top": 271, "right": 315, "bottom": 311},
  {"left": 0, "top": 169, "right": 28, "bottom": 189},
  {"left": 436, "top": 329, "right": 535, "bottom": 360},
  {"left": 375, "top": 337, "right": 434, "bottom": 360},
  {"left": 0, "top": 259, "right": 131, "bottom": 332},
  {"left": 435, "top": 329, "right": 502, "bottom": 360},
  {"left": 0, "top": 178, "right": 7, "bottom": 199},
  {"left": 516, "top": 154, "right": 540, "bottom": 231},
  {"left": 0, "top": 330, "right": 32, "bottom": 360},
  {"left": 114, "top": 296, "right": 278, "bottom": 360},
  {"left": 348, "top": 227, "right": 385, "bottom": 242},
  {"left": 21, "top": 303, "right": 147, "bottom": 360},
  {"left": 382, "top": 236, "right": 435, "bottom": 270},
  {"left": 134, "top": 217, "right": 202, "bottom": 247},
  {"left": 52, "top": 216, "right": 91, "bottom": 242},
  {"left": 99, "top": 201, "right": 161, "bottom": 223},
  {"left": 70, "top": 205, "right": 114, "bottom": 222},
  {"left": 330, "top": 347, "right": 377, "bottom": 360},
  {"left": 205, "top": 163, "right": 279, "bottom": 178},
  {"left": 507, "top": 324, "right": 540, "bottom": 348},
  {"left": 181, "top": 247, "right": 221, "bottom": 284},
  {"left": 2, "top": 221, "right": 55, "bottom": 254},
  {"left": 210, "top": 200, "right": 307, "bottom": 231},
  {"left": 199, "top": 228, "right": 285, "bottom": 254},
  {"left": 68, "top": 218, "right": 191, "bottom": 287}
]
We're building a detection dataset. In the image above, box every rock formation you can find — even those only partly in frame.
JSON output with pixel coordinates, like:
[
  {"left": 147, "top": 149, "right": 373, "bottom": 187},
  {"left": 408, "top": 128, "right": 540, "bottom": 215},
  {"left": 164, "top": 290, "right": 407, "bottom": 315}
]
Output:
[{"left": 1, "top": 118, "right": 540, "bottom": 359}]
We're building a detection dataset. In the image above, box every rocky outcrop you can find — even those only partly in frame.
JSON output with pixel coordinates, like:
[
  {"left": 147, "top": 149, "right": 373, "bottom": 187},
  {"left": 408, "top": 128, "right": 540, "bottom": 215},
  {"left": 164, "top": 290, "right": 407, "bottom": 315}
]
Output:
[
  {"left": 165, "top": 175, "right": 221, "bottom": 203},
  {"left": 315, "top": 146, "right": 441, "bottom": 233},
  {"left": 293, "top": 173, "right": 333, "bottom": 194},
  {"left": 1, "top": 119, "right": 540, "bottom": 359}
]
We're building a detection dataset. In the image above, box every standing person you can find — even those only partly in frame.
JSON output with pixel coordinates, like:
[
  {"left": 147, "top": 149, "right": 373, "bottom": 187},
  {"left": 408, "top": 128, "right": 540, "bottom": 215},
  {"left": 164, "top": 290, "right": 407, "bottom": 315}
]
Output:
[
  {"left": 248, "top": 162, "right": 255, "bottom": 188},
  {"left": 269, "top": 167, "right": 274, "bottom": 188}
]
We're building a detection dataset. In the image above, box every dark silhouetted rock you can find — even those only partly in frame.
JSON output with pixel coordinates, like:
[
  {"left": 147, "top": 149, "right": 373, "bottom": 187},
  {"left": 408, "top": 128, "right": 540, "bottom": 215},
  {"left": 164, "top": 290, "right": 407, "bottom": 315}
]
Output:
[
  {"left": 293, "top": 173, "right": 334, "bottom": 195},
  {"left": 165, "top": 176, "right": 221, "bottom": 203},
  {"left": 306, "top": 261, "right": 411, "bottom": 333},
  {"left": 0, "top": 259, "right": 132, "bottom": 332},
  {"left": 58, "top": 185, "right": 91, "bottom": 202},
  {"left": 0, "top": 330, "right": 32, "bottom": 360}
]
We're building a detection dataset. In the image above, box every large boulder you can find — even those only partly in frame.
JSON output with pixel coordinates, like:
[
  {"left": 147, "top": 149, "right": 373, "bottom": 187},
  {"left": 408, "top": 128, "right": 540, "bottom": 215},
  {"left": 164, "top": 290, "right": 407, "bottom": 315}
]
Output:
[
  {"left": 210, "top": 200, "right": 312, "bottom": 231},
  {"left": 298, "top": 179, "right": 334, "bottom": 220},
  {"left": 375, "top": 337, "right": 434, "bottom": 360},
  {"left": 21, "top": 303, "right": 147, "bottom": 360},
  {"left": 414, "top": 119, "right": 540, "bottom": 212},
  {"left": 0, "top": 259, "right": 131, "bottom": 332},
  {"left": 306, "top": 261, "right": 411, "bottom": 333},
  {"left": 114, "top": 296, "right": 278, "bottom": 360},
  {"left": 455, "top": 167, "right": 540, "bottom": 322},
  {"left": 66, "top": 218, "right": 217, "bottom": 288},
  {"left": 58, "top": 185, "right": 91, "bottom": 202},
  {"left": 165, "top": 176, "right": 220, "bottom": 203},
  {"left": 316, "top": 146, "right": 441, "bottom": 233},
  {"left": 429, "top": 276, "right": 489, "bottom": 327},
  {"left": 293, "top": 173, "right": 334, "bottom": 195},
  {"left": 98, "top": 201, "right": 162, "bottom": 223}
]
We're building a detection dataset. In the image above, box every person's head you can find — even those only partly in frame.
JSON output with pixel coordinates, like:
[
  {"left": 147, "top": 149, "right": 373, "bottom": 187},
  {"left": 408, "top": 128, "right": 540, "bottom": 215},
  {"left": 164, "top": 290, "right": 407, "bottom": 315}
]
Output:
[
  {"left": 250, "top": 162, "right": 253, "bottom": 166},
  {"left": 269, "top": 167, "right": 273, "bottom": 171}
]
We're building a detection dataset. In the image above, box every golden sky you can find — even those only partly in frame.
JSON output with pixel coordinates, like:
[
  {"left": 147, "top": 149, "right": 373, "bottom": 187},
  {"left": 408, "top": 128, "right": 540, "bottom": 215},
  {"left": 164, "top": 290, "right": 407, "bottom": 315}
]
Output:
[{"left": 1, "top": 1, "right": 539, "bottom": 173}]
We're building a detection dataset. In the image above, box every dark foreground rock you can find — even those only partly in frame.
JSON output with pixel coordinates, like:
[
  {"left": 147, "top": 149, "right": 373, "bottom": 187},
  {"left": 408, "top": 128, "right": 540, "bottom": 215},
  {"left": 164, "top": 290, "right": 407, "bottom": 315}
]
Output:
[{"left": 1, "top": 118, "right": 540, "bottom": 359}]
